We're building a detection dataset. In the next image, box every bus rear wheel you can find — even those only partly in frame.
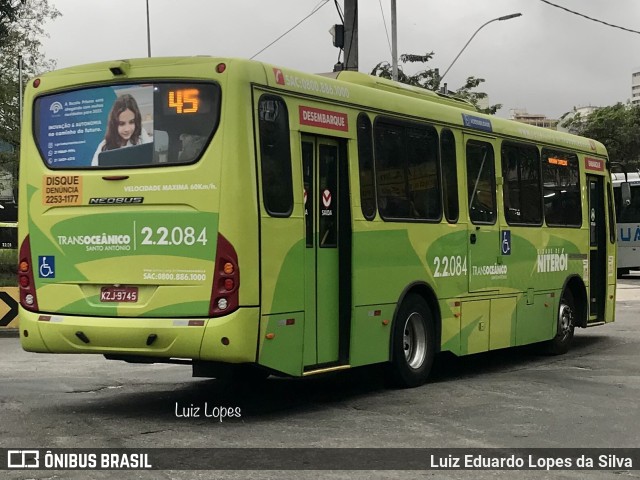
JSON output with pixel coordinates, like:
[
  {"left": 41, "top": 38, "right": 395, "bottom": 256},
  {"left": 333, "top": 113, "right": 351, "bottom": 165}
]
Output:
[
  {"left": 545, "top": 289, "right": 576, "bottom": 355},
  {"left": 390, "top": 294, "right": 435, "bottom": 388}
]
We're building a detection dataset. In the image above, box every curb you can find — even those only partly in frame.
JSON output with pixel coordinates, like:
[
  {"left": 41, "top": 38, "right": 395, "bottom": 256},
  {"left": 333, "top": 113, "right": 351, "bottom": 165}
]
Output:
[{"left": 0, "top": 328, "right": 18, "bottom": 338}]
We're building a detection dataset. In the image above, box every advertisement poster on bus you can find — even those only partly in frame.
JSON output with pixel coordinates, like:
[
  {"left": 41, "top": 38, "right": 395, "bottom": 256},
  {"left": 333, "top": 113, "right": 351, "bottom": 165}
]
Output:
[{"left": 36, "top": 84, "right": 154, "bottom": 168}]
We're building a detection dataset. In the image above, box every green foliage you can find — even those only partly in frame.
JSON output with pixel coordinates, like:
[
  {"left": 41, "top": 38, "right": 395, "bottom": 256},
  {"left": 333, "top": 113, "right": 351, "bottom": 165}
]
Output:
[
  {"left": 370, "top": 51, "right": 502, "bottom": 114},
  {"left": 0, "top": 0, "right": 59, "bottom": 177},
  {"left": 561, "top": 103, "right": 640, "bottom": 169},
  {"left": 0, "top": 248, "right": 17, "bottom": 287},
  {"left": 0, "top": 0, "right": 24, "bottom": 40}
]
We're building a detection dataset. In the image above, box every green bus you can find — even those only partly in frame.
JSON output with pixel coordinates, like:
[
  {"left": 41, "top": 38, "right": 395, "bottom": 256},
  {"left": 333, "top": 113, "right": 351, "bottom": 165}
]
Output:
[{"left": 18, "top": 57, "right": 617, "bottom": 387}]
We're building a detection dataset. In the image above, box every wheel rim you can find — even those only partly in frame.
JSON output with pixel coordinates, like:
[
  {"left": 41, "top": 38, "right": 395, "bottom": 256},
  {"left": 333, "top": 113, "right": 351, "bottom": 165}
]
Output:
[
  {"left": 558, "top": 300, "right": 574, "bottom": 341},
  {"left": 402, "top": 312, "right": 427, "bottom": 370}
]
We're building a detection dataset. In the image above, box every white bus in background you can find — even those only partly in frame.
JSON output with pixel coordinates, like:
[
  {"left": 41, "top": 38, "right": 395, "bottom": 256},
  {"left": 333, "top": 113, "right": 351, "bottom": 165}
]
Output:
[{"left": 612, "top": 171, "right": 640, "bottom": 277}]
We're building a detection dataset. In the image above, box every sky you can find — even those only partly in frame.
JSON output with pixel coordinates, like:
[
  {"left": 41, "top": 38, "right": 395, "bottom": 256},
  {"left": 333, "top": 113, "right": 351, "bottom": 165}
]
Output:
[{"left": 41, "top": 0, "right": 640, "bottom": 119}]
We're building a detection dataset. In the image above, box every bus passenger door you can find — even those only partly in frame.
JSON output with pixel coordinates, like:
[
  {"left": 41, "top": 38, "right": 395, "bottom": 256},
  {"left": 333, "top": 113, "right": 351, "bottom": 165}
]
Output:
[
  {"left": 301, "top": 135, "right": 345, "bottom": 367},
  {"left": 588, "top": 175, "right": 607, "bottom": 320},
  {"left": 464, "top": 137, "right": 501, "bottom": 293}
]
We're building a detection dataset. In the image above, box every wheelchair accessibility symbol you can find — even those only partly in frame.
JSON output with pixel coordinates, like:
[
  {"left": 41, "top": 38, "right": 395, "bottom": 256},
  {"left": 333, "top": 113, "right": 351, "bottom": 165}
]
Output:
[
  {"left": 501, "top": 230, "right": 511, "bottom": 255},
  {"left": 38, "top": 256, "right": 55, "bottom": 278}
]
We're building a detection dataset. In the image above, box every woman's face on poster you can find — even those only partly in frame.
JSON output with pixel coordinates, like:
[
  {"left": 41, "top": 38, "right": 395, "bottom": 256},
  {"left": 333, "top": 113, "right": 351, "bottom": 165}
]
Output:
[{"left": 117, "top": 108, "right": 136, "bottom": 142}]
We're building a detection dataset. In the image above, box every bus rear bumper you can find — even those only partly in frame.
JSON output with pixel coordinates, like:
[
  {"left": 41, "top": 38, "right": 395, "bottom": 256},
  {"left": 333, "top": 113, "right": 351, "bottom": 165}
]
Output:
[{"left": 18, "top": 306, "right": 259, "bottom": 363}]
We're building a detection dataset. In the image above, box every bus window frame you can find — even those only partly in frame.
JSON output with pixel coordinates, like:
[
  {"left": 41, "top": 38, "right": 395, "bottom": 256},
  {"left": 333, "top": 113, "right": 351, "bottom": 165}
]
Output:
[
  {"left": 32, "top": 80, "right": 222, "bottom": 171},
  {"left": 500, "top": 140, "right": 543, "bottom": 227},
  {"left": 440, "top": 128, "right": 459, "bottom": 224},
  {"left": 541, "top": 147, "right": 582, "bottom": 228},
  {"left": 466, "top": 139, "right": 497, "bottom": 226},
  {"left": 257, "top": 94, "right": 294, "bottom": 218},
  {"left": 356, "top": 112, "right": 377, "bottom": 221},
  {"left": 372, "top": 115, "right": 443, "bottom": 224}
]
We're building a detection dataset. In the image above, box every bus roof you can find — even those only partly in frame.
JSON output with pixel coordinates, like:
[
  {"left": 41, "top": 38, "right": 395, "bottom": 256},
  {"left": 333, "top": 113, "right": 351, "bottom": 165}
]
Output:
[
  {"left": 34, "top": 55, "right": 609, "bottom": 158},
  {"left": 329, "top": 71, "right": 478, "bottom": 111},
  {"left": 260, "top": 60, "right": 608, "bottom": 157}
]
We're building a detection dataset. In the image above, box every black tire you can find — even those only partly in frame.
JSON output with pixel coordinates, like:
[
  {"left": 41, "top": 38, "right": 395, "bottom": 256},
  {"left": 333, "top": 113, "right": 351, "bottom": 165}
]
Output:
[
  {"left": 545, "top": 289, "right": 576, "bottom": 355},
  {"left": 389, "top": 293, "right": 435, "bottom": 388}
]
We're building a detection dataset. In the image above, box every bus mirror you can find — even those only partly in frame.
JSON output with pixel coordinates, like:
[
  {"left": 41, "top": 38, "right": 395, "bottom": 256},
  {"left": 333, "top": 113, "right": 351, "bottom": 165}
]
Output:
[{"left": 621, "top": 182, "right": 632, "bottom": 206}]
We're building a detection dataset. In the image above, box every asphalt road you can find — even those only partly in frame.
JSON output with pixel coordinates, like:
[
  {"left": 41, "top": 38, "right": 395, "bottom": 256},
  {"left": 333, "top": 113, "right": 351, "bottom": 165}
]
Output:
[{"left": 1, "top": 277, "right": 640, "bottom": 480}]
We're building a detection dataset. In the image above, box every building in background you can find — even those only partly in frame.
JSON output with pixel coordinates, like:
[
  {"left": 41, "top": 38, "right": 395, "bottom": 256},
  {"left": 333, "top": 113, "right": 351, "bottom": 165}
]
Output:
[
  {"left": 632, "top": 68, "right": 640, "bottom": 106},
  {"left": 556, "top": 105, "right": 599, "bottom": 133},
  {"left": 508, "top": 109, "right": 558, "bottom": 129}
]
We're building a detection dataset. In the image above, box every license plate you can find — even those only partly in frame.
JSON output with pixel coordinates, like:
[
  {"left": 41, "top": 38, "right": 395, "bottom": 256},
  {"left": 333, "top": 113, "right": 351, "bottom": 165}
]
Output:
[{"left": 100, "top": 286, "right": 138, "bottom": 303}]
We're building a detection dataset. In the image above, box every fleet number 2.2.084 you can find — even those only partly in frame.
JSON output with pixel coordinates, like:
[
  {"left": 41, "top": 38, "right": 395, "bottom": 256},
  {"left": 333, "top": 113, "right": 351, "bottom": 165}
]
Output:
[
  {"left": 433, "top": 255, "right": 467, "bottom": 278},
  {"left": 140, "top": 226, "right": 208, "bottom": 247}
]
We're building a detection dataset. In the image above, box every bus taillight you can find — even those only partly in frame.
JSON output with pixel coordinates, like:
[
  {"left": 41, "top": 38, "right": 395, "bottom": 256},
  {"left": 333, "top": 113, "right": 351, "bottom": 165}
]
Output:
[
  {"left": 18, "top": 235, "right": 39, "bottom": 311},
  {"left": 209, "top": 233, "right": 239, "bottom": 317}
]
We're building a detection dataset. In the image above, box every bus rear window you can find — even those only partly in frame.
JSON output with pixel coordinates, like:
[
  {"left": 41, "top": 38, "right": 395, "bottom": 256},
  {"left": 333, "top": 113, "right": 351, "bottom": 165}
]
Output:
[{"left": 34, "top": 82, "right": 220, "bottom": 169}]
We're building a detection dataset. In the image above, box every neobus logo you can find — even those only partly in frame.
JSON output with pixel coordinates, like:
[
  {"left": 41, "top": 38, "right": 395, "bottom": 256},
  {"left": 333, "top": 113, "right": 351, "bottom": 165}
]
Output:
[{"left": 89, "top": 197, "right": 144, "bottom": 205}]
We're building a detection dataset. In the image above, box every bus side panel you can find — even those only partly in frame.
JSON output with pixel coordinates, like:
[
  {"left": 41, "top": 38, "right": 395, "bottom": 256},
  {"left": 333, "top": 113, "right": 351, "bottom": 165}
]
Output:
[
  {"left": 349, "top": 304, "right": 394, "bottom": 367},
  {"left": 255, "top": 231, "right": 305, "bottom": 376},
  {"left": 258, "top": 312, "right": 305, "bottom": 376},
  {"left": 253, "top": 88, "right": 306, "bottom": 374},
  {"left": 515, "top": 293, "right": 554, "bottom": 346}
]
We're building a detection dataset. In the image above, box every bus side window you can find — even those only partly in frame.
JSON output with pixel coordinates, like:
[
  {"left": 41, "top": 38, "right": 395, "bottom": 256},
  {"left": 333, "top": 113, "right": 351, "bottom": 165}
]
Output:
[
  {"left": 501, "top": 141, "right": 542, "bottom": 225},
  {"left": 374, "top": 118, "right": 441, "bottom": 222},
  {"left": 541, "top": 149, "right": 581, "bottom": 227},
  {"left": 440, "top": 129, "right": 459, "bottom": 223},
  {"left": 618, "top": 183, "right": 640, "bottom": 224},
  {"left": 357, "top": 113, "right": 376, "bottom": 220},
  {"left": 466, "top": 140, "right": 496, "bottom": 225},
  {"left": 375, "top": 121, "right": 406, "bottom": 219},
  {"left": 608, "top": 185, "right": 616, "bottom": 244},
  {"left": 258, "top": 96, "right": 294, "bottom": 217}
]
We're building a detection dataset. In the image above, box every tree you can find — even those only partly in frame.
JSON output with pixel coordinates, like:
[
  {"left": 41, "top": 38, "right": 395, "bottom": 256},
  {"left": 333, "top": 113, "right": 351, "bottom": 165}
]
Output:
[
  {"left": 0, "top": 0, "right": 25, "bottom": 40},
  {"left": 0, "top": 0, "right": 60, "bottom": 184},
  {"left": 370, "top": 52, "right": 502, "bottom": 114},
  {"left": 561, "top": 103, "right": 640, "bottom": 170}
]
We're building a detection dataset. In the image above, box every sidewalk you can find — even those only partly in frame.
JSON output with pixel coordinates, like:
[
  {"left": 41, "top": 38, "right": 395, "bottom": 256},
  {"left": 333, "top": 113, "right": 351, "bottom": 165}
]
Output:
[{"left": 615, "top": 278, "right": 640, "bottom": 302}]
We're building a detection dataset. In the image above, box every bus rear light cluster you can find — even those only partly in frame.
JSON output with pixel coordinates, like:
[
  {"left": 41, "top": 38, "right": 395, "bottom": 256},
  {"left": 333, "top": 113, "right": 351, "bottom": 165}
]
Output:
[
  {"left": 209, "top": 233, "right": 239, "bottom": 317},
  {"left": 18, "top": 235, "right": 39, "bottom": 311}
]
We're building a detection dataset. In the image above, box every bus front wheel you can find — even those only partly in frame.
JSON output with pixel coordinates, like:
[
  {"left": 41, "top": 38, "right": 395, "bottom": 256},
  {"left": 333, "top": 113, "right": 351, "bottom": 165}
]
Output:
[
  {"left": 390, "top": 294, "right": 435, "bottom": 388},
  {"left": 545, "top": 290, "right": 576, "bottom": 355}
]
